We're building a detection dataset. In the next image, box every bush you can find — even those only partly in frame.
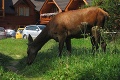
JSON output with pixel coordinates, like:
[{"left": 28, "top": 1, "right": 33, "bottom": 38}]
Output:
[{"left": 90, "top": 0, "right": 120, "bottom": 31}]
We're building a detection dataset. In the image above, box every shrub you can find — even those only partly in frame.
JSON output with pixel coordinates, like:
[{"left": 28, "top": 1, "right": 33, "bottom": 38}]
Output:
[{"left": 90, "top": 0, "right": 120, "bottom": 31}]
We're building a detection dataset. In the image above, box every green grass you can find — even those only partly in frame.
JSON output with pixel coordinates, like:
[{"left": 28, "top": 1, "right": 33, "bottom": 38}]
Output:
[{"left": 0, "top": 38, "right": 120, "bottom": 80}]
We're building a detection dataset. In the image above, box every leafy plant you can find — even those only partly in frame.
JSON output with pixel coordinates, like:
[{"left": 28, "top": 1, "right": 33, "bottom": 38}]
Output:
[{"left": 90, "top": 0, "right": 120, "bottom": 31}]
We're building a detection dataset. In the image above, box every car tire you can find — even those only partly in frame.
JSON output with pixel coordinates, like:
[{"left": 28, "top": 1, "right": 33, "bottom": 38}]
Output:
[{"left": 23, "top": 34, "right": 27, "bottom": 39}]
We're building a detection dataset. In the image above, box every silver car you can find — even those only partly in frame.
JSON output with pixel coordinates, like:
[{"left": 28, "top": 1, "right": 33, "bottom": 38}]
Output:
[
  {"left": 0, "top": 27, "right": 6, "bottom": 39},
  {"left": 6, "top": 29, "right": 16, "bottom": 38},
  {"left": 22, "top": 25, "right": 46, "bottom": 39}
]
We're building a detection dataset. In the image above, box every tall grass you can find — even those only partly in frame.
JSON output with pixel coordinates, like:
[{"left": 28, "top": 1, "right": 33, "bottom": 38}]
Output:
[{"left": 0, "top": 38, "right": 120, "bottom": 80}]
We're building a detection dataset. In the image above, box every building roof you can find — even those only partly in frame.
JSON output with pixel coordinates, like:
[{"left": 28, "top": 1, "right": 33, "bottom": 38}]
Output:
[
  {"left": 4, "top": 0, "right": 15, "bottom": 14},
  {"left": 55, "top": 0, "right": 92, "bottom": 10},
  {"left": 31, "top": 0, "right": 45, "bottom": 11},
  {"left": 12, "top": 0, "right": 18, "bottom": 4},
  {"left": 0, "top": 0, "right": 45, "bottom": 14},
  {"left": 0, "top": 0, "right": 92, "bottom": 14},
  {"left": 40, "top": 0, "right": 91, "bottom": 11},
  {"left": 13, "top": 0, "right": 45, "bottom": 11},
  {"left": 55, "top": 0, "right": 70, "bottom": 10}
]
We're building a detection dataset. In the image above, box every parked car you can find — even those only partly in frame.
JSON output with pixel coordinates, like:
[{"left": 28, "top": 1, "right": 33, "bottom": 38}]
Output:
[
  {"left": 16, "top": 28, "right": 24, "bottom": 39},
  {"left": 0, "top": 27, "right": 6, "bottom": 39},
  {"left": 22, "top": 25, "right": 46, "bottom": 39},
  {"left": 5, "top": 29, "right": 16, "bottom": 38}
]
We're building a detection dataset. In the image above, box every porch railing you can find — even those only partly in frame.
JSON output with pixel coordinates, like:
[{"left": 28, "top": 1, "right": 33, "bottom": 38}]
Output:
[{"left": 40, "top": 12, "right": 58, "bottom": 24}]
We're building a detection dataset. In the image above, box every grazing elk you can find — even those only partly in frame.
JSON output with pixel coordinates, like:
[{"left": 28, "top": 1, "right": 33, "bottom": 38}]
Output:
[{"left": 27, "top": 7, "right": 109, "bottom": 65}]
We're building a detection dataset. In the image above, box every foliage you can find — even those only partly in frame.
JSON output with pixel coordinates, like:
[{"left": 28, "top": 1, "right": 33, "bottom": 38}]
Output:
[
  {"left": 90, "top": 0, "right": 120, "bottom": 31},
  {"left": 0, "top": 66, "right": 24, "bottom": 80}
]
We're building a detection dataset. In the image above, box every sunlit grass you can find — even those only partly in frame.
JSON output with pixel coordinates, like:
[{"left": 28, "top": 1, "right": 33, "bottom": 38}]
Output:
[
  {"left": 0, "top": 38, "right": 27, "bottom": 59},
  {"left": 0, "top": 38, "right": 120, "bottom": 80}
]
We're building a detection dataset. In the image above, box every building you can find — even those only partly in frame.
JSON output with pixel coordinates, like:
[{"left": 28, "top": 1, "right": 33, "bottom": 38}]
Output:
[
  {"left": 40, "top": 0, "right": 91, "bottom": 24},
  {"left": 0, "top": 0, "right": 44, "bottom": 30},
  {"left": 0, "top": 0, "right": 91, "bottom": 29}
]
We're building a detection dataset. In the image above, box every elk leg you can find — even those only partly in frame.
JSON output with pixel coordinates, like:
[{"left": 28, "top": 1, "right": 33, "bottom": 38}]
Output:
[
  {"left": 65, "top": 38, "right": 71, "bottom": 56},
  {"left": 99, "top": 36, "right": 107, "bottom": 52},
  {"left": 58, "top": 35, "right": 66, "bottom": 57},
  {"left": 58, "top": 41, "right": 64, "bottom": 57},
  {"left": 91, "top": 26, "right": 100, "bottom": 54},
  {"left": 95, "top": 31, "right": 107, "bottom": 52},
  {"left": 90, "top": 36, "right": 96, "bottom": 53},
  {"left": 101, "top": 41, "right": 107, "bottom": 52},
  {"left": 90, "top": 36, "right": 99, "bottom": 54},
  {"left": 94, "top": 35, "right": 99, "bottom": 50},
  {"left": 96, "top": 21, "right": 107, "bottom": 52}
]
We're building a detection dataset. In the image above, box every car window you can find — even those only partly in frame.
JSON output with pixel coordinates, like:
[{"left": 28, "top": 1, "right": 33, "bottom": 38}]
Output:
[
  {"left": 26, "top": 26, "right": 38, "bottom": 31},
  {"left": 0, "top": 28, "right": 5, "bottom": 32},
  {"left": 38, "top": 25, "right": 46, "bottom": 30},
  {"left": 18, "top": 29, "right": 23, "bottom": 34}
]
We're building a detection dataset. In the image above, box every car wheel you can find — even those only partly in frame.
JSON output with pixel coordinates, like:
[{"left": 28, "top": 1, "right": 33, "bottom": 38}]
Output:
[{"left": 23, "top": 34, "right": 27, "bottom": 39}]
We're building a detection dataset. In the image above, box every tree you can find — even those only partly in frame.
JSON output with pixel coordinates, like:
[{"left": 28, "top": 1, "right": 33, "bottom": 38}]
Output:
[{"left": 89, "top": 0, "right": 120, "bottom": 31}]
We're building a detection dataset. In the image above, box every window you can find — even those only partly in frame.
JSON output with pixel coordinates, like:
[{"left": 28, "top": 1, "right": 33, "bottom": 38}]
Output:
[
  {"left": 0, "top": 27, "right": 5, "bottom": 32},
  {"left": 30, "top": 26, "right": 38, "bottom": 31},
  {"left": 20, "top": 25, "right": 24, "bottom": 28},
  {"left": 26, "top": 26, "right": 38, "bottom": 31},
  {"left": 26, "top": 27, "right": 30, "bottom": 30},
  {"left": 17, "top": 7, "right": 29, "bottom": 16},
  {"left": 19, "top": 7, "right": 24, "bottom": 16},
  {"left": 38, "top": 25, "right": 46, "bottom": 30},
  {"left": 51, "top": 5, "right": 58, "bottom": 13},
  {"left": 25, "top": 7, "right": 29, "bottom": 16}
]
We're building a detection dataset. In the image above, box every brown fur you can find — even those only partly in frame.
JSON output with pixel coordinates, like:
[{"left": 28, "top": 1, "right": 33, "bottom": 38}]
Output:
[{"left": 27, "top": 7, "right": 109, "bottom": 65}]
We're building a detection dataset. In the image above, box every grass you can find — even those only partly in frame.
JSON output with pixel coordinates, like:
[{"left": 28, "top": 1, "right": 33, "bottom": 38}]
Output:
[{"left": 0, "top": 38, "right": 120, "bottom": 80}]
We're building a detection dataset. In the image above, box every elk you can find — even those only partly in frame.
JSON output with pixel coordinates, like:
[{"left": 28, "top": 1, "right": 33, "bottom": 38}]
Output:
[{"left": 27, "top": 7, "right": 109, "bottom": 65}]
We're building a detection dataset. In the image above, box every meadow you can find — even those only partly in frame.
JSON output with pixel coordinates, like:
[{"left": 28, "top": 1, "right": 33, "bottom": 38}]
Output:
[{"left": 0, "top": 37, "right": 120, "bottom": 80}]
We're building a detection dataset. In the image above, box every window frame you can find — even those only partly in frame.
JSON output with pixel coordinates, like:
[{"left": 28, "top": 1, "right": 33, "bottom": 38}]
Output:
[{"left": 17, "top": 6, "right": 30, "bottom": 16}]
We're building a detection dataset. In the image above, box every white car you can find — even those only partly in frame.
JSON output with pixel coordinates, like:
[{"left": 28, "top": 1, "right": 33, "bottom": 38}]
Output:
[{"left": 22, "top": 25, "right": 46, "bottom": 39}]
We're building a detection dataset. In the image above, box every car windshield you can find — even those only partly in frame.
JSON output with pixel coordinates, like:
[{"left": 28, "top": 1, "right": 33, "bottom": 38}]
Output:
[
  {"left": 26, "top": 26, "right": 38, "bottom": 30},
  {"left": 6, "top": 29, "right": 15, "bottom": 33},
  {"left": 38, "top": 25, "right": 46, "bottom": 30},
  {"left": 18, "top": 29, "right": 23, "bottom": 33},
  {"left": 0, "top": 27, "right": 5, "bottom": 32}
]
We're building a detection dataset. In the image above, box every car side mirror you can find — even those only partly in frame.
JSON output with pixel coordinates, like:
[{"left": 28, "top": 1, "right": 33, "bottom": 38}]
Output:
[{"left": 36, "top": 29, "right": 39, "bottom": 31}]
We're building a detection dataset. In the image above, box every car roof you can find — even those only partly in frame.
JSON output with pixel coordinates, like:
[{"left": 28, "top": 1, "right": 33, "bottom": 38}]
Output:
[
  {"left": 6, "top": 29, "right": 14, "bottom": 30},
  {"left": 18, "top": 28, "right": 24, "bottom": 29},
  {"left": 26, "top": 25, "right": 46, "bottom": 26},
  {"left": 0, "top": 27, "right": 5, "bottom": 29},
  {"left": 0, "top": 27, "right": 5, "bottom": 31}
]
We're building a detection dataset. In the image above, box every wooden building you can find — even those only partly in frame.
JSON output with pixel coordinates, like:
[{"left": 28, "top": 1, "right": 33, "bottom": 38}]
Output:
[
  {"left": 0, "top": 0, "right": 44, "bottom": 30},
  {"left": 0, "top": 0, "right": 91, "bottom": 29},
  {"left": 0, "top": 0, "right": 5, "bottom": 17},
  {"left": 40, "top": 0, "right": 91, "bottom": 24}
]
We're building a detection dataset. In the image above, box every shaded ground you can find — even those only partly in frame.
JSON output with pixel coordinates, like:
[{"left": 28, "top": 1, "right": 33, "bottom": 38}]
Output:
[
  {"left": 0, "top": 53, "right": 19, "bottom": 72},
  {"left": 6, "top": 61, "right": 19, "bottom": 72}
]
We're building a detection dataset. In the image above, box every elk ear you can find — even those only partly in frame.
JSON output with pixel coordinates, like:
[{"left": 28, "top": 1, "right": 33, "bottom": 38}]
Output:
[{"left": 28, "top": 34, "right": 33, "bottom": 43}]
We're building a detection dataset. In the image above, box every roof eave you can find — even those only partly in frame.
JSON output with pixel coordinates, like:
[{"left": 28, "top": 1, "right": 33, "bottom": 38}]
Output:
[
  {"left": 14, "top": 0, "right": 36, "bottom": 8},
  {"left": 40, "top": 0, "right": 62, "bottom": 14}
]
